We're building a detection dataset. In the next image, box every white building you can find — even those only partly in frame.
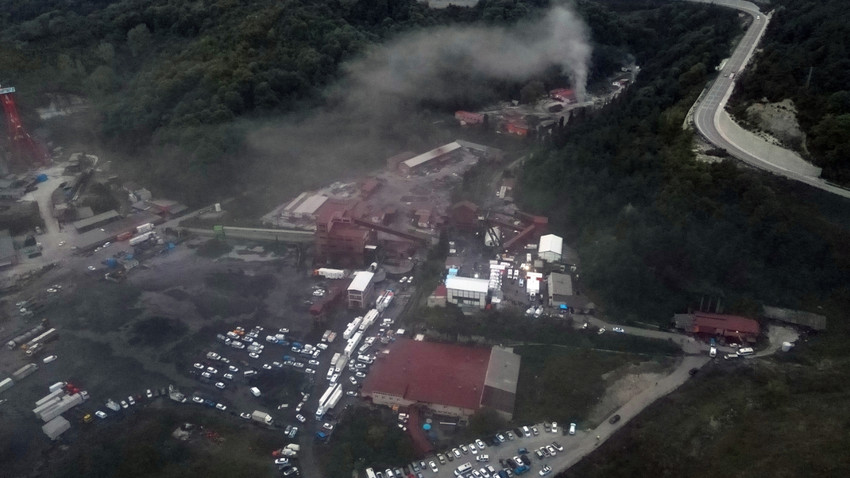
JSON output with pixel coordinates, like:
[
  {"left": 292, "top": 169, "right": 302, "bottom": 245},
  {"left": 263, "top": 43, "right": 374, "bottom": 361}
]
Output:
[
  {"left": 525, "top": 272, "right": 543, "bottom": 295},
  {"left": 347, "top": 271, "right": 375, "bottom": 309},
  {"left": 538, "top": 234, "right": 563, "bottom": 262},
  {"left": 445, "top": 276, "right": 490, "bottom": 310}
]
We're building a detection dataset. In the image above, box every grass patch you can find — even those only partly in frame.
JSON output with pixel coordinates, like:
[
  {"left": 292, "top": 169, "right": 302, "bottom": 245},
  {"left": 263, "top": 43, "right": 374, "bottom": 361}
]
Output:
[
  {"left": 563, "top": 362, "right": 850, "bottom": 478},
  {"left": 49, "top": 282, "right": 142, "bottom": 332},
  {"left": 512, "top": 345, "right": 639, "bottom": 425}
]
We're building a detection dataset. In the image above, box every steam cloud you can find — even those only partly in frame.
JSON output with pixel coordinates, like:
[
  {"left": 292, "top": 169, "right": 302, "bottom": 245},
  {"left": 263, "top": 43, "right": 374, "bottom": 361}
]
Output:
[
  {"left": 248, "top": 6, "right": 591, "bottom": 196},
  {"left": 345, "top": 6, "right": 592, "bottom": 105}
]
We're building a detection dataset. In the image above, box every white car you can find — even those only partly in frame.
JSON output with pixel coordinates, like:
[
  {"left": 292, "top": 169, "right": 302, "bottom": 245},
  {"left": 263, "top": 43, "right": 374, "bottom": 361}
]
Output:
[
  {"left": 206, "top": 366, "right": 218, "bottom": 374},
  {"left": 192, "top": 396, "right": 204, "bottom": 404},
  {"left": 215, "top": 382, "right": 226, "bottom": 389},
  {"left": 569, "top": 423, "right": 576, "bottom": 435},
  {"left": 262, "top": 363, "right": 272, "bottom": 370},
  {"left": 539, "top": 465, "right": 552, "bottom": 476},
  {"left": 193, "top": 363, "right": 204, "bottom": 369},
  {"left": 215, "top": 403, "right": 227, "bottom": 411},
  {"left": 709, "top": 346, "right": 717, "bottom": 358},
  {"left": 87, "top": 265, "right": 97, "bottom": 271},
  {"left": 597, "top": 328, "right": 606, "bottom": 335},
  {"left": 348, "top": 376, "right": 358, "bottom": 386},
  {"left": 201, "top": 372, "right": 212, "bottom": 379},
  {"left": 223, "top": 373, "right": 234, "bottom": 380},
  {"left": 475, "top": 438, "right": 486, "bottom": 449},
  {"left": 146, "top": 389, "right": 153, "bottom": 398},
  {"left": 121, "top": 400, "right": 129, "bottom": 409},
  {"left": 295, "top": 414, "right": 306, "bottom": 423},
  {"left": 240, "top": 412, "right": 251, "bottom": 419},
  {"left": 248, "top": 352, "right": 260, "bottom": 359},
  {"left": 127, "top": 396, "right": 135, "bottom": 406},
  {"left": 429, "top": 461, "right": 438, "bottom": 473},
  {"left": 95, "top": 410, "right": 107, "bottom": 419},
  {"left": 42, "top": 355, "right": 57, "bottom": 364},
  {"left": 613, "top": 327, "right": 625, "bottom": 333},
  {"left": 228, "top": 365, "right": 239, "bottom": 372}
]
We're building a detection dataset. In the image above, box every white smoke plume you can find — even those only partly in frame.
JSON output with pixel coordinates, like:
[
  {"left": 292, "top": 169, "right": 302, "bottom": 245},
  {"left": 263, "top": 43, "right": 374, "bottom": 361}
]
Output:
[
  {"left": 247, "top": 6, "right": 591, "bottom": 198},
  {"left": 345, "top": 5, "right": 592, "bottom": 105}
]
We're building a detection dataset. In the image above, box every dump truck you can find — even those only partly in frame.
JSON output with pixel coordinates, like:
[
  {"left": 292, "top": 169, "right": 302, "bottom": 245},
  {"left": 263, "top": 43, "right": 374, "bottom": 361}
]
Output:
[{"left": 252, "top": 410, "right": 273, "bottom": 425}]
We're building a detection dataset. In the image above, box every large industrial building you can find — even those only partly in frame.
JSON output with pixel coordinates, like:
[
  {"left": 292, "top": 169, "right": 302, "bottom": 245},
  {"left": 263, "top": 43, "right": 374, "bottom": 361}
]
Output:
[
  {"left": 538, "top": 234, "right": 563, "bottom": 262},
  {"left": 398, "top": 142, "right": 462, "bottom": 175},
  {"left": 445, "top": 276, "right": 490, "bottom": 310},
  {"left": 361, "top": 339, "right": 521, "bottom": 420},
  {"left": 673, "top": 311, "right": 760, "bottom": 343},
  {"left": 347, "top": 271, "right": 375, "bottom": 309}
]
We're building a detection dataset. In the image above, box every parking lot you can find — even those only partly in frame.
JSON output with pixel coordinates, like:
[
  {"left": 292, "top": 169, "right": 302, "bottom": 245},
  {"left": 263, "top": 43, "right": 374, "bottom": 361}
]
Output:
[{"left": 371, "top": 422, "right": 585, "bottom": 478}]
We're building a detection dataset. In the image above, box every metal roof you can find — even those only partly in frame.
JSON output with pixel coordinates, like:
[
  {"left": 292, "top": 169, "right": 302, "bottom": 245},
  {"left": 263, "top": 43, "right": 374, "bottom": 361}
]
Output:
[
  {"left": 71, "top": 209, "right": 120, "bottom": 231},
  {"left": 762, "top": 306, "right": 827, "bottom": 331},
  {"left": 292, "top": 194, "right": 328, "bottom": 215},
  {"left": 347, "top": 271, "right": 374, "bottom": 292},
  {"left": 445, "top": 276, "right": 490, "bottom": 294},
  {"left": 548, "top": 272, "right": 573, "bottom": 297},
  {"left": 401, "top": 142, "right": 462, "bottom": 169},
  {"left": 361, "top": 339, "right": 491, "bottom": 412},
  {"left": 538, "top": 234, "right": 563, "bottom": 254}
]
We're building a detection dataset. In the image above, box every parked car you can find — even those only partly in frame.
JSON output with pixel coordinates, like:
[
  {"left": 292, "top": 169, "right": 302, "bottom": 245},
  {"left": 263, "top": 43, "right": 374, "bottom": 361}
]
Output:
[{"left": 609, "top": 414, "right": 621, "bottom": 424}]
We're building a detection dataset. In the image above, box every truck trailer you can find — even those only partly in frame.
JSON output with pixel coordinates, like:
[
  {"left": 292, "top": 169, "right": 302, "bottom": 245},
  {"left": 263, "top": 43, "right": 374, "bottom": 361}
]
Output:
[
  {"left": 0, "top": 377, "right": 13, "bottom": 395},
  {"left": 22, "top": 328, "right": 57, "bottom": 350},
  {"left": 6, "top": 324, "right": 46, "bottom": 350},
  {"left": 129, "top": 231, "right": 155, "bottom": 246},
  {"left": 12, "top": 363, "right": 38, "bottom": 381}
]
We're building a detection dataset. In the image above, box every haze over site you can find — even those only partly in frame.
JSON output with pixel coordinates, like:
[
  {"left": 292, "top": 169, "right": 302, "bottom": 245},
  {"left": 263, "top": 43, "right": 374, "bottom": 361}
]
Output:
[{"left": 248, "top": 6, "right": 591, "bottom": 188}]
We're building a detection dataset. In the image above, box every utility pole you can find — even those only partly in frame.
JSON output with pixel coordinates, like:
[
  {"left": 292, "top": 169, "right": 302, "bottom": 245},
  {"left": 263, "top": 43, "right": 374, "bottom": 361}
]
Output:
[{"left": 804, "top": 66, "right": 813, "bottom": 90}]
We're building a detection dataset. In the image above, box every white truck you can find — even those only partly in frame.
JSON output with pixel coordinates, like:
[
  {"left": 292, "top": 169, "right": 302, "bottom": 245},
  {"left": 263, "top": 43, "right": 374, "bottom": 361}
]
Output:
[
  {"left": 136, "top": 223, "right": 154, "bottom": 234},
  {"left": 251, "top": 410, "right": 273, "bottom": 425},
  {"left": 129, "top": 231, "right": 155, "bottom": 246}
]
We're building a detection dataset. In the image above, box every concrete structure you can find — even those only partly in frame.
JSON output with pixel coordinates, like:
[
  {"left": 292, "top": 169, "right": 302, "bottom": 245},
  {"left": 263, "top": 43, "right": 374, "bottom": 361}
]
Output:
[
  {"left": 548, "top": 272, "right": 573, "bottom": 307},
  {"left": 314, "top": 200, "right": 373, "bottom": 266},
  {"left": 347, "top": 271, "right": 375, "bottom": 309},
  {"left": 0, "top": 229, "right": 17, "bottom": 268},
  {"left": 445, "top": 276, "right": 490, "bottom": 310},
  {"left": 71, "top": 209, "right": 120, "bottom": 233},
  {"left": 398, "top": 142, "right": 462, "bottom": 175},
  {"left": 42, "top": 416, "right": 71, "bottom": 440},
  {"left": 673, "top": 311, "right": 760, "bottom": 343},
  {"left": 361, "top": 339, "right": 520, "bottom": 420},
  {"left": 538, "top": 234, "right": 563, "bottom": 262},
  {"left": 481, "top": 346, "right": 521, "bottom": 420}
]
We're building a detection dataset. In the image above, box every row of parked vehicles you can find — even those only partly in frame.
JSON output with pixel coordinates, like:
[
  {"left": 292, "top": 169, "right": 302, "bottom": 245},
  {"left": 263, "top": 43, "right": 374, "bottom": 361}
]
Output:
[{"left": 368, "top": 422, "right": 574, "bottom": 478}]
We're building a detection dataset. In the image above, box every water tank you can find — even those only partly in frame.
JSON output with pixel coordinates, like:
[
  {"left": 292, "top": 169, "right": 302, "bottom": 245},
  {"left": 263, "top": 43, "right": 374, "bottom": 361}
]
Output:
[{"left": 781, "top": 342, "right": 794, "bottom": 352}]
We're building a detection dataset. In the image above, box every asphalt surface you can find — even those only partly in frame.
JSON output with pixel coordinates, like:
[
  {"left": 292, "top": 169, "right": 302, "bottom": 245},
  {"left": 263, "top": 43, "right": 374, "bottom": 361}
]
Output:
[{"left": 687, "top": 0, "right": 850, "bottom": 200}]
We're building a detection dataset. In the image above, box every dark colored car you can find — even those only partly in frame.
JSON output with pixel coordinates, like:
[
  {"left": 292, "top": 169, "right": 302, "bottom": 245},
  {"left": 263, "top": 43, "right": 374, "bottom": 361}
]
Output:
[{"left": 609, "top": 414, "right": 621, "bottom": 424}]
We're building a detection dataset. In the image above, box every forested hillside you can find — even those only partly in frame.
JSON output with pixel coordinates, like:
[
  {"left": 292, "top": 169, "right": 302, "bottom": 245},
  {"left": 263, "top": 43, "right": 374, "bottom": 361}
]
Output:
[
  {"left": 520, "top": 0, "right": 850, "bottom": 324},
  {"left": 0, "top": 0, "right": 596, "bottom": 204},
  {"left": 730, "top": 0, "right": 850, "bottom": 185}
]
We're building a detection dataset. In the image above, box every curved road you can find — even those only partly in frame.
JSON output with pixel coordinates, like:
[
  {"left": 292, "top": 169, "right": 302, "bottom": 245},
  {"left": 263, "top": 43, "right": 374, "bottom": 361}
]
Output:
[{"left": 687, "top": 0, "right": 850, "bottom": 200}]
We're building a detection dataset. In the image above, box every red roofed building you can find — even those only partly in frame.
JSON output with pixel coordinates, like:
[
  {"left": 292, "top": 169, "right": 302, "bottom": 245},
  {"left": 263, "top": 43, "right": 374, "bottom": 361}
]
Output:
[
  {"left": 674, "top": 312, "right": 760, "bottom": 343},
  {"left": 361, "top": 339, "right": 520, "bottom": 420},
  {"left": 314, "top": 199, "right": 374, "bottom": 266},
  {"left": 455, "top": 111, "right": 485, "bottom": 125},
  {"left": 449, "top": 201, "right": 480, "bottom": 231},
  {"left": 550, "top": 88, "right": 576, "bottom": 103},
  {"left": 427, "top": 284, "right": 447, "bottom": 307}
]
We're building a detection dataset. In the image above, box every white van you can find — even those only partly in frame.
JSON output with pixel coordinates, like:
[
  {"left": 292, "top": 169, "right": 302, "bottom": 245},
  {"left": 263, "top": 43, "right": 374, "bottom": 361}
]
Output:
[
  {"left": 250, "top": 387, "right": 261, "bottom": 397},
  {"left": 455, "top": 463, "right": 473, "bottom": 476},
  {"left": 737, "top": 347, "right": 754, "bottom": 356}
]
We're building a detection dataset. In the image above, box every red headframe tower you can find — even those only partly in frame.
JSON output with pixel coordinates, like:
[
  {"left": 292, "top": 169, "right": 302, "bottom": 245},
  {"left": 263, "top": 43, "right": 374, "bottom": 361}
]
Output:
[{"left": 0, "top": 85, "right": 50, "bottom": 168}]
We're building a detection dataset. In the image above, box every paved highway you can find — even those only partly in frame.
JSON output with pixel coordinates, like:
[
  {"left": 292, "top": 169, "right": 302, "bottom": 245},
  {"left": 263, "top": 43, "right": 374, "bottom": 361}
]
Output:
[{"left": 687, "top": 0, "right": 850, "bottom": 200}]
